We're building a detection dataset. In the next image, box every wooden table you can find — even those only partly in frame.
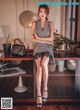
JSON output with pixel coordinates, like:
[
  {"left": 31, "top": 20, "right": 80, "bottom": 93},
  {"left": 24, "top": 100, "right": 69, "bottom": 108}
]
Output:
[{"left": 0, "top": 50, "right": 80, "bottom": 97}]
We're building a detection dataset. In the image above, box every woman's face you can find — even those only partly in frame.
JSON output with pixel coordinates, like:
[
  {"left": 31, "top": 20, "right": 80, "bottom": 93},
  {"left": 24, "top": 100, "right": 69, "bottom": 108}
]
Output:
[{"left": 38, "top": 8, "right": 47, "bottom": 19}]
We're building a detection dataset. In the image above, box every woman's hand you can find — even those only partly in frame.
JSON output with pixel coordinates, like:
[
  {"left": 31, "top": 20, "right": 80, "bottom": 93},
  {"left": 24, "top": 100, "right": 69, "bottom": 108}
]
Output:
[
  {"left": 33, "top": 33, "right": 38, "bottom": 39},
  {"left": 46, "top": 41, "right": 53, "bottom": 46},
  {"left": 33, "top": 32, "right": 53, "bottom": 46}
]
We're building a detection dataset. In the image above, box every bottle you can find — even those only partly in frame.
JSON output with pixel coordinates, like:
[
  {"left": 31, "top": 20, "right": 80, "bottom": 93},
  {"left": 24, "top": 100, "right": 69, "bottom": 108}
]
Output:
[{"left": 6, "top": 34, "right": 10, "bottom": 44}]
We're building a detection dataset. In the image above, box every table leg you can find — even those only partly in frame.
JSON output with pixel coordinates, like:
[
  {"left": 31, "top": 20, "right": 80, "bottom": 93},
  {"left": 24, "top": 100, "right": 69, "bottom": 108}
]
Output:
[
  {"left": 75, "top": 60, "right": 80, "bottom": 92},
  {"left": 33, "top": 61, "right": 36, "bottom": 98},
  {"left": 14, "top": 76, "right": 27, "bottom": 93}
]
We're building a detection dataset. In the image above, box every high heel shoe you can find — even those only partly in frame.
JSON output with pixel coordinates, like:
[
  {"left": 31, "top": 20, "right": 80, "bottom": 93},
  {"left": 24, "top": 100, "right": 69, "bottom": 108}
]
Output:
[
  {"left": 37, "top": 96, "right": 43, "bottom": 109},
  {"left": 42, "top": 90, "right": 48, "bottom": 104}
]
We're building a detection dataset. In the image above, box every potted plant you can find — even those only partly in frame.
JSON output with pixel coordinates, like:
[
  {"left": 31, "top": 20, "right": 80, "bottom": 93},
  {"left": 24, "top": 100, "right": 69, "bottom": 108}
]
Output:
[
  {"left": 2, "top": 34, "right": 11, "bottom": 55},
  {"left": 53, "top": 33, "right": 70, "bottom": 72},
  {"left": 53, "top": 33, "right": 70, "bottom": 52}
]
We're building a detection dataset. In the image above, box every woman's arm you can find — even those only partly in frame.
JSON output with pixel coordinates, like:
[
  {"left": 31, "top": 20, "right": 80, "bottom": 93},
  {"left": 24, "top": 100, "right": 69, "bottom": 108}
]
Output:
[
  {"left": 34, "top": 22, "right": 54, "bottom": 42},
  {"left": 31, "top": 21, "right": 47, "bottom": 43}
]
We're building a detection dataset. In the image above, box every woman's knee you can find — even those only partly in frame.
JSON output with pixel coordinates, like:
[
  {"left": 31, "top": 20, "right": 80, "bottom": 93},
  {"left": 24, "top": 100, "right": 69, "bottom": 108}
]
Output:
[
  {"left": 41, "top": 57, "right": 49, "bottom": 68},
  {"left": 41, "top": 61, "right": 48, "bottom": 68},
  {"left": 37, "top": 66, "right": 42, "bottom": 73}
]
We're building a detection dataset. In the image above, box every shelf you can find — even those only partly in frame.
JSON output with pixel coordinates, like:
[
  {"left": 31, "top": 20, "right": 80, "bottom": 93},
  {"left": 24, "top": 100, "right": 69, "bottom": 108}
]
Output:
[{"left": 49, "top": 70, "right": 75, "bottom": 77}]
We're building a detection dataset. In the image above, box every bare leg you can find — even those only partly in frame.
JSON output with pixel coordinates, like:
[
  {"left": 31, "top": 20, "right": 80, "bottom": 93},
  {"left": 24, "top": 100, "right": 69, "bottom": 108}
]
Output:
[
  {"left": 35, "top": 57, "right": 42, "bottom": 104},
  {"left": 41, "top": 56, "right": 49, "bottom": 97}
]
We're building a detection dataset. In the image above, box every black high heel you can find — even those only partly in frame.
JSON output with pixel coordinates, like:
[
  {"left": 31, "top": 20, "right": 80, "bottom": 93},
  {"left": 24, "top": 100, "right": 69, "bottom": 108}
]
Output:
[
  {"left": 42, "top": 90, "right": 48, "bottom": 104},
  {"left": 37, "top": 96, "right": 43, "bottom": 109}
]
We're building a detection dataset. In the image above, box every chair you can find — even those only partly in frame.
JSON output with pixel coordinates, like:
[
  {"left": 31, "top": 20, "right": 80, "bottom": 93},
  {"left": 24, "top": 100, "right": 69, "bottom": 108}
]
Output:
[{"left": 0, "top": 61, "right": 9, "bottom": 74}]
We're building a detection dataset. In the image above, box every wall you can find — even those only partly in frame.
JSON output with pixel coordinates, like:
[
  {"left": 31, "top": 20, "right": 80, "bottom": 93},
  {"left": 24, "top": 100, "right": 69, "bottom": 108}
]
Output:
[
  {"left": 0, "top": 0, "right": 39, "bottom": 49},
  {"left": 60, "top": 5, "right": 66, "bottom": 36},
  {"left": 0, "top": 0, "right": 61, "bottom": 49},
  {"left": 48, "top": 0, "right": 61, "bottom": 34}
]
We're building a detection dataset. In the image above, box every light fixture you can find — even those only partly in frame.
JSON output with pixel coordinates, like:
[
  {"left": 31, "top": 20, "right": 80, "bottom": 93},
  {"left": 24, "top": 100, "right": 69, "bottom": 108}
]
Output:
[
  {"left": 19, "top": 0, "right": 36, "bottom": 28},
  {"left": 19, "top": 10, "right": 36, "bottom": 28}
]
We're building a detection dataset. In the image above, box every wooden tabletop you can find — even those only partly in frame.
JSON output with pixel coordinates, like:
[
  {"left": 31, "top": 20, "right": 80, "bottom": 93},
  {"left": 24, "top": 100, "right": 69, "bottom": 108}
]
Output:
[{"left": 0, "top": 50, "right": 80, "bottom": 60}]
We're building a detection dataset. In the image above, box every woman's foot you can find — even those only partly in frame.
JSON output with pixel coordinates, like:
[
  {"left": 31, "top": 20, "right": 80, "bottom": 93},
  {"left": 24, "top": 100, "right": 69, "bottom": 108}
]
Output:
[
  {"left": 37, "top": 96, "right": 42, "bottom": 109},
  {"left": 42, "top": 90, "right": 48, "bottom": 104}
]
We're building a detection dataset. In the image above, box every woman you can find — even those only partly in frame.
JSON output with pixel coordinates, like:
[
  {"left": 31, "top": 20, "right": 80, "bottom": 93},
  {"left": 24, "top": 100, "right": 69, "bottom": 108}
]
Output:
[{"left": 31, "top": 5, "right": 54, "bottom": 108}]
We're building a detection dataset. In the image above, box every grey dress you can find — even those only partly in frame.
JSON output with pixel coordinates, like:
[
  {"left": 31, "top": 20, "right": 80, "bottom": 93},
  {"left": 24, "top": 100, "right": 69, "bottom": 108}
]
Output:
[{"left": 33, "top": 19, "right": 55, "bottom": 62}]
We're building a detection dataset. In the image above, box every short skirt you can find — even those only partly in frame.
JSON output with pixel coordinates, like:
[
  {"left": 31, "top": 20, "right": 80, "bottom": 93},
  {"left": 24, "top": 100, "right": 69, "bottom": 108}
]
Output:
[{"left": 33, "top": 51, "right": 53, "bottom": 61}]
